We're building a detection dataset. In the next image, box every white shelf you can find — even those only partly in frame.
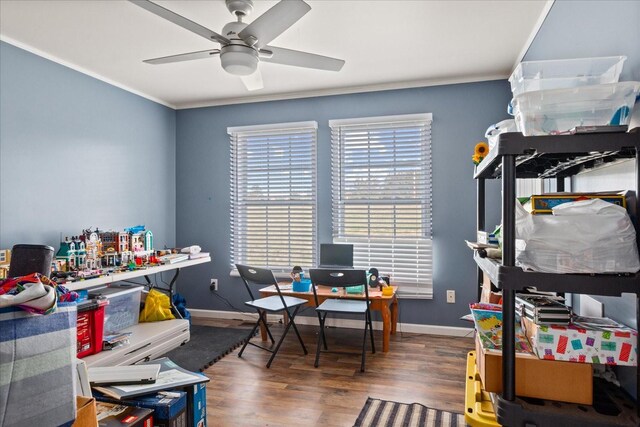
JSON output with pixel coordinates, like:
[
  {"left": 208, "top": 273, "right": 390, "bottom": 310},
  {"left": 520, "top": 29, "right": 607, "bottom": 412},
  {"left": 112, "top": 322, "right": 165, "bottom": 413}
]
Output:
[{"left": 65, "top": 257, "right": 211, "bottom": 291}]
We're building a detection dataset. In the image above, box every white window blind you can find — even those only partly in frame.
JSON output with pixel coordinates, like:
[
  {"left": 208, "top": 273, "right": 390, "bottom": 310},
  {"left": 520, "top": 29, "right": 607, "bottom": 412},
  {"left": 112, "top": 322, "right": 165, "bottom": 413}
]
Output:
[
  {"left": 329, "top": 114, "right": 433, "bottom": 298},
  {"left": 229, "top": 121, "right": 317, "bottom": 271}
]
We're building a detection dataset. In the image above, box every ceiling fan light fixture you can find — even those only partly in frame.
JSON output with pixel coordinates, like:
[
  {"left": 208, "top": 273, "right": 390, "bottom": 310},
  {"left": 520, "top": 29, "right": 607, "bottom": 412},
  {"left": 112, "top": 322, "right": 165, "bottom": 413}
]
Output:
[{"left": 220, "top": 45, "right": 258, "bottom": 76}]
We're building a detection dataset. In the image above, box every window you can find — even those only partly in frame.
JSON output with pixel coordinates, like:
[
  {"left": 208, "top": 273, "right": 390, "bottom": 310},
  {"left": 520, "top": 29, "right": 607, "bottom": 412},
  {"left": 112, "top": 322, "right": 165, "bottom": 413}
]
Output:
[
  {"left": 329, "top": 114, "right": 433, "bottom": 298},
  {"left": 229, "top": 121, "right": 317, "bottom": 271}
]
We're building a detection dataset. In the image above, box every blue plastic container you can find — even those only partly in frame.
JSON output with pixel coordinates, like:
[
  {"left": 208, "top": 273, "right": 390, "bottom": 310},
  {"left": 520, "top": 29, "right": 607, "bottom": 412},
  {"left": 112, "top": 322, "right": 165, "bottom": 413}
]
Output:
[{"left": 292, "top": 279, "right": 311, "bottom": 292}]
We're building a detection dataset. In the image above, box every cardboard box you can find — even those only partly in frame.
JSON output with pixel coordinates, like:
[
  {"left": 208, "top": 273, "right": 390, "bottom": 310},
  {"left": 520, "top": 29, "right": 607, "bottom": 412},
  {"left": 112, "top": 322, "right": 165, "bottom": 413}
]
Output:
[
  {"left": 477, "top": 231, "right": 498, "bottom": 245},
  {"left": 480, "top": 272, "right": 501, "bottom": 304},
  {"left": 183, "top": 382, "right": 207, "bottom": 427},
  {"left": 475, "top": 336, "right": 593, "bottom": 404},
  {"left": 528, "top": 193, "right": 625, "bottom": 214},
  {"left": 94, "top": 391, "right": 187, "bottom": 427},
  {"left": 73, "top": 396, "right": 98, "bottom": 427},
  {"left": 522, "top": 316, "right": 638, "bottom": 366}
]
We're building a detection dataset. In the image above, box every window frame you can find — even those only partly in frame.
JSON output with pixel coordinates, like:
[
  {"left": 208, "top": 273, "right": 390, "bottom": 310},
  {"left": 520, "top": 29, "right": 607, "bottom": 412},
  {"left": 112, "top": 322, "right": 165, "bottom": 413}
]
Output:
[
  {"left": 329, "top": 113, "right": 433, "bottom": 298},
  {"left": 228, "top": 121, "right": 318, "bottom": 274}
]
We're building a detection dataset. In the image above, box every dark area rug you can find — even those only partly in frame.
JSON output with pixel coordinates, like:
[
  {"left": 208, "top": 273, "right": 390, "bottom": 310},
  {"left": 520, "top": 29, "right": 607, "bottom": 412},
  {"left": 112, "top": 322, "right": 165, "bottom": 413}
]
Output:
[
  {"left": 161, "top": 324, "right": 252, "bottom": 372},
  {"left": 354, "top": 397, "right": 467, "bottom": 427}
]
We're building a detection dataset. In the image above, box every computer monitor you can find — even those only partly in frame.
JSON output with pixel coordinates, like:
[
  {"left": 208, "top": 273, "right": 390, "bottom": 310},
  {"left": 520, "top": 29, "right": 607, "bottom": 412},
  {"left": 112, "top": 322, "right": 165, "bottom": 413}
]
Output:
[{"left": 319, "top": 243, "right": 354, "bottom": 268}]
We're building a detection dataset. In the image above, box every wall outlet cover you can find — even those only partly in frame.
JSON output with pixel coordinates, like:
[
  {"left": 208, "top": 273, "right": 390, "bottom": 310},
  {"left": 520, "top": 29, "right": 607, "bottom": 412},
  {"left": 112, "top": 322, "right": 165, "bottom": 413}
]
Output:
[{"left": 446, "top": 290, "right": 455, "bottom": 304}]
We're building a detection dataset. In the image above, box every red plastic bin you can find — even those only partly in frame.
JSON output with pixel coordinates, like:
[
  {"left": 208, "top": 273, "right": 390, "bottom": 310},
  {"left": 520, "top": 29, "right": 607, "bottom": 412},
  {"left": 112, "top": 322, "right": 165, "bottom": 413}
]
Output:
[{"left": 76, "top": 298, "right": 108, "bottom": 358}]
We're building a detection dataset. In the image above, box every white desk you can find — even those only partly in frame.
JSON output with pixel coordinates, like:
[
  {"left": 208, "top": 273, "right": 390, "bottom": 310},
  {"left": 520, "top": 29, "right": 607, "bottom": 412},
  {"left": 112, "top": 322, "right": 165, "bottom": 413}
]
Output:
[
  {"left": 73, "top": 257, "right": 211, "bottom": 367},
  {"left": 64, "top": 257, "right": 211, "bottom": 291}
]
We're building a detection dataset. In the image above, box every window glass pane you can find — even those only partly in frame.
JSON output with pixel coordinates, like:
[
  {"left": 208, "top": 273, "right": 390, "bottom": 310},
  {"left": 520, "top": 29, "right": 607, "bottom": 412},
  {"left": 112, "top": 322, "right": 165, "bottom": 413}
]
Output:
[
  {"left": 330, "top": 115, "right": 432, "bottom": 297},
  {"left": 230, "top": 122, "right": 317, "bottom": 271}
]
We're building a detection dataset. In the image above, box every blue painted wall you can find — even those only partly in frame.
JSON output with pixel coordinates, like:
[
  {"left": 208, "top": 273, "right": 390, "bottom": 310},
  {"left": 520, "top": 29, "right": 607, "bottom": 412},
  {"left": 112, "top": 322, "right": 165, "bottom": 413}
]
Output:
[
  {"left": 0, "top": 42, "right": 177, "bottom": 251},
  {"left": 175, "top": 81, "right": 509, "bottom": 327},
  {"left": 524, "top": 0, "right": 640, "bottom": 82}
]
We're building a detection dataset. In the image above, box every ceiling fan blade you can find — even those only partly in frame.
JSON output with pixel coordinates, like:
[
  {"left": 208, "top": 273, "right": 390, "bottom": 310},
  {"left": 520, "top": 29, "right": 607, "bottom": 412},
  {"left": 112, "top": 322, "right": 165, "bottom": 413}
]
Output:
[
  {"left": 240, "top": 70, "right": 264, "bottom": 91},
  {"left": 238, "top": 0, "right": 311, "bottom": 48},
  {"left": 128, "top": 0, "right": 230, "bottom": 45},
  {"left": 143, "top": 49, "right": 220, "bottom": 65},
  {"left": 261, "top": 46, "right": 345, "bottom": 71}
]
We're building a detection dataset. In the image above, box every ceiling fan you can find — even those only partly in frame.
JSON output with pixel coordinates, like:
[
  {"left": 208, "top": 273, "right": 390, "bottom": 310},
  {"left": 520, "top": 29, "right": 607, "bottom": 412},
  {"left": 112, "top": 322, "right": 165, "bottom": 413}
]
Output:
[{"left": 129, "top": 0, "right": 345, "bottom": 91}]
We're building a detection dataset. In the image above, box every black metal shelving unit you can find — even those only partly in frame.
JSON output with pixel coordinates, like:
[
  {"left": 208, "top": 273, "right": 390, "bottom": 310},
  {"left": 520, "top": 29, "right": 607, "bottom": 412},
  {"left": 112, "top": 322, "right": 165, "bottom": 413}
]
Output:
[{"left": 474, "top": 128, "right": 640, "bottom": 426}]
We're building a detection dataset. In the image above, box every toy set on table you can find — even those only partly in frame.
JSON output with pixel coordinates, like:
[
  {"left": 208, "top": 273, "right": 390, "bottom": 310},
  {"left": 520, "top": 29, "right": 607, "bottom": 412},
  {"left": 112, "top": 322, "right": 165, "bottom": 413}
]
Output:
[
  {"left": 53, "top": 225, "right": 155, "bottom": 277},
  {"left": 40, "top": 225, "right": 206, "bottom": 285}
]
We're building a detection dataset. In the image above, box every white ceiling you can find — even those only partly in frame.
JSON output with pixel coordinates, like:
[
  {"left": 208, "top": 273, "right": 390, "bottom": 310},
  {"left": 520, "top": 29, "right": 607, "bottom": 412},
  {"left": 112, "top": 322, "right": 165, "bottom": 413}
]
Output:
[{"left": 0, "top": 0, "right": 552, "bottom": 109}]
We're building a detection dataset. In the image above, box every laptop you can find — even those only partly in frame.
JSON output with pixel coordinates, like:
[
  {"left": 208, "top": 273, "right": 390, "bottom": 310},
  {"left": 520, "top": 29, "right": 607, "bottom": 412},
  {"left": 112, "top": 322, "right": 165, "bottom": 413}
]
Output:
[
  {"left": 319, "top": 243, "right": 354, "bottom": 269},
  {"left": 88, "top": 364, "right": 161, "bottom": 386}
]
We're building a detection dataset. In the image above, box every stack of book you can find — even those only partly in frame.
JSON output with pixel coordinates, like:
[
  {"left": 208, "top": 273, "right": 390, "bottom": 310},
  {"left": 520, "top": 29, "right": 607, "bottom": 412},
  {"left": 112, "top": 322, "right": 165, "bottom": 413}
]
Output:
[
  {"left": 516, "top": 294, "right": 571, "bottom": 325},
  {"left": 157, "top": 253, "right": 189, "bottom": 264}
]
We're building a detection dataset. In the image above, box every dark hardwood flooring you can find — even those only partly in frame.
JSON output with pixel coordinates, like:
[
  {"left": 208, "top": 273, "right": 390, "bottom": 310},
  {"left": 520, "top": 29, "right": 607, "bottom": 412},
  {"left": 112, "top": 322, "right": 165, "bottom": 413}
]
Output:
[{"left": 195, "top": 317, "right": 474, "bottom": 426}]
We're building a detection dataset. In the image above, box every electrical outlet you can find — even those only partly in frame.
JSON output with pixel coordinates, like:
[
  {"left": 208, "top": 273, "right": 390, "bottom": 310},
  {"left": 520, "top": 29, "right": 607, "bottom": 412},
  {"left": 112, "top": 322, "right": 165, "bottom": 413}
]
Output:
[
  {"left": 210, "top": 278, "right": 218, "bottom": 291},
  {"left": 446, "top": 290, "right": 455, "bottom": 304}
]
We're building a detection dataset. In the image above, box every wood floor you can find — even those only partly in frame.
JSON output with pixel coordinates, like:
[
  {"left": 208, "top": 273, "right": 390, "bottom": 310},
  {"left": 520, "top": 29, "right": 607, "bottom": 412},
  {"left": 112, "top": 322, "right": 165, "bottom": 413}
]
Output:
[{"left": 195, "top": 317, "right": 474, "bottom": 427}]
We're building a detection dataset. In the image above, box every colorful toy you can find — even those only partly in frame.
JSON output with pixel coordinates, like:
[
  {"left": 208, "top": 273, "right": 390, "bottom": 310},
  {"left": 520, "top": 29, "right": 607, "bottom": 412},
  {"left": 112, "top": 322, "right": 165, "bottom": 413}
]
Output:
[
  {"left": 0, "top": 249, "right": 11, "bottom": 279},
  {"left": 55, "top": 226, "right": 155, "bottom": 276}
]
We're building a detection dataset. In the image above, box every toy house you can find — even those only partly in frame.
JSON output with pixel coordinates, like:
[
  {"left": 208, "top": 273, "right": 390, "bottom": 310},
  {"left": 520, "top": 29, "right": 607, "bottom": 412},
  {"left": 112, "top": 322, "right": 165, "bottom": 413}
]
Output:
[
  {"left": 82, "top": 230, "right": 102, "bottom": 270},
  {"left": 117, "top": 232, "right": 131, "bottom": 264},
  {"left": 0, "top": 249, "right": 10, "bottom": 279},
  {"left": 73, "top": 237, "right": 87, "bottom": 269},
  {"left": 130, "top": 229, "right": 154, "bottom": 260},
  {"left": 55, "top": 239, "right": 77, "bottom": 272},
  {"left": 99, "top": 231, "right": 118, "bottom": 253}
]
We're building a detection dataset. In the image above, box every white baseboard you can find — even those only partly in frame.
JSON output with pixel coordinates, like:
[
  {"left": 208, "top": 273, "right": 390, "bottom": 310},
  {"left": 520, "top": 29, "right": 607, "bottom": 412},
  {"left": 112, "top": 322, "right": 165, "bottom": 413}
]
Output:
[{"left": 189, "top": 308, "right": 473, "bottom": 338}]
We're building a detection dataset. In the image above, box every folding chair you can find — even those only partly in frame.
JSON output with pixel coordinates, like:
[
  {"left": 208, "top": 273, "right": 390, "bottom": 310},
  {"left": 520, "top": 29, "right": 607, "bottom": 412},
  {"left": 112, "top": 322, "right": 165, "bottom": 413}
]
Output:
[
  {"left": 236, "top": 264, "right": 308, "bottom": 368},
  {"left": 309, "top": 268, "right": 375, "bottom": 372}
]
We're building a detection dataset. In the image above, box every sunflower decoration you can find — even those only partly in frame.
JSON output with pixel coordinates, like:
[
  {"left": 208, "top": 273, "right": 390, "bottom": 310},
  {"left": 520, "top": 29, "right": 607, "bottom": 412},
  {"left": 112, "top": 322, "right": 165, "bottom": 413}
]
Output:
[{"left": 472, "top": 141, "right": 489, "bottom": 165}]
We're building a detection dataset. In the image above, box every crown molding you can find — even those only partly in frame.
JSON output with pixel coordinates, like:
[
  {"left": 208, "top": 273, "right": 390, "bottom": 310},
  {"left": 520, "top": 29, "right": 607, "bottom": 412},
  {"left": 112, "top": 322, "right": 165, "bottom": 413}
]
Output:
[
  {"left": 176, "top": 73, "right": 508, "bottom": 110},
  {"left": 512, "top": 0, "right": 555, "bottom": 72}
]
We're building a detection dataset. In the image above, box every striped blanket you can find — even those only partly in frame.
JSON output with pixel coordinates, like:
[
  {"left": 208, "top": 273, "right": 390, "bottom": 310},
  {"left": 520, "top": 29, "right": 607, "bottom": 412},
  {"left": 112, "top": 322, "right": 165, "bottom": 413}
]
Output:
[{"left": 0, "top": 302, "right": 77, "bottom": 427}]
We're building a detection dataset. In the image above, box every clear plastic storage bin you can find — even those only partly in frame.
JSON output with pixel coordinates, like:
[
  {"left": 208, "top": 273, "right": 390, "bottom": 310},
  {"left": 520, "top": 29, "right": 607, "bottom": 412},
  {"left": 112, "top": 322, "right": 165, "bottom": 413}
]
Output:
[
  {"left": 89, "top": 284, "right": 143, "bottom": 333},
  {"left": 512, "top": 81, "right": 640, "bottom": 136},
  {"left": 509, "top": 56, "right": 626, "bottom": 98}
]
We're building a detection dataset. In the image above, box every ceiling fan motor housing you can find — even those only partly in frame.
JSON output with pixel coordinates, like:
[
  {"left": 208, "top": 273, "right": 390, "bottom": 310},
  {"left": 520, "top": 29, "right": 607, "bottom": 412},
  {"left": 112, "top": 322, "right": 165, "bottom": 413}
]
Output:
[{"left": 221, "top": 44, "right": 258, "bottom": 75}]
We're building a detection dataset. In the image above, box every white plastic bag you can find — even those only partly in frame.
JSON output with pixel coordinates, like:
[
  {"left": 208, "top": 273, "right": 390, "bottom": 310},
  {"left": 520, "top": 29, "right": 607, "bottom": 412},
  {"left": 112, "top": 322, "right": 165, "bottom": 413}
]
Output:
[
  {"left": 485, "top": 119, "right": 517, "bottom": 151},
  {"left": 515, "top": 199, "right": 640, "bottom": 273}
]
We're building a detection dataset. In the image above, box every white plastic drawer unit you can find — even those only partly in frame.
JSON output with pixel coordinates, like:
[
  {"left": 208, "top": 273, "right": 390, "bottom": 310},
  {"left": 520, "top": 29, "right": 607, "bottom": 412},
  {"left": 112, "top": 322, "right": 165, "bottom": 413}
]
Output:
[
  {"left": 82, "top": 319, "right": 190, "bottom": 367},
  {"left": 89, "top": 284, "right": 143, "bottom": 333}
]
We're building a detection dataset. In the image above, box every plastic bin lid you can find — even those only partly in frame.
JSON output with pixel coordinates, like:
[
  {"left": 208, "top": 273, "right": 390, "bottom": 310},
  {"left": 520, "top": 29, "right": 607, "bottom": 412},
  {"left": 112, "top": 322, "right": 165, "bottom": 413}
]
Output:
[
  {"left": 77, "top": 298, "right": 108, "bottom": 312},
  {"left": 88, "top": 284, "right": 144, "bottom": 298}
]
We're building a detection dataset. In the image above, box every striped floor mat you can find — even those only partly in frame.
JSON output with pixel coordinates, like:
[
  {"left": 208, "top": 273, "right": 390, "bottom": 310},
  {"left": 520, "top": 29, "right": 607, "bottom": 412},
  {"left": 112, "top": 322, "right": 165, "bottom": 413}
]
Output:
[{"left": 354, "top": 397, "right": 467, "bottom": 427}]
